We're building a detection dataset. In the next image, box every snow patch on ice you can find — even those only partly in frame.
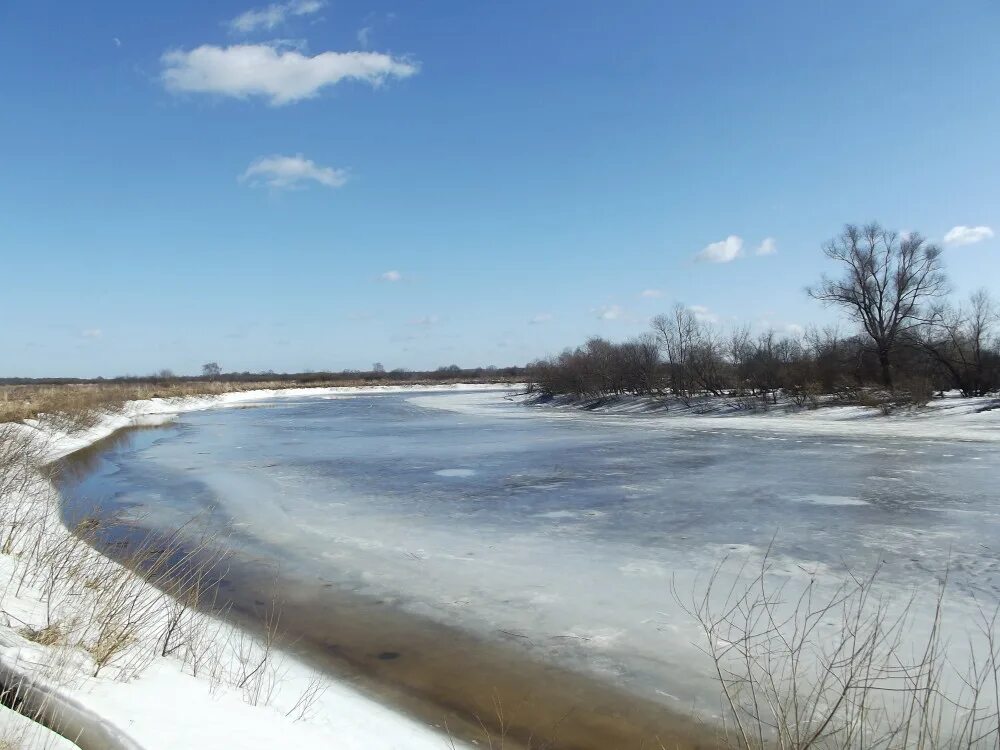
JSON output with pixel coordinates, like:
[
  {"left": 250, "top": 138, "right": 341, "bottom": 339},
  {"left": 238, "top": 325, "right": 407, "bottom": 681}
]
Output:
[
  {"left": 434, "top": 468, "right": 476, "bottom": 477},
  {"left": 797, "top": 494, "right": 870, "bottom": 507}
]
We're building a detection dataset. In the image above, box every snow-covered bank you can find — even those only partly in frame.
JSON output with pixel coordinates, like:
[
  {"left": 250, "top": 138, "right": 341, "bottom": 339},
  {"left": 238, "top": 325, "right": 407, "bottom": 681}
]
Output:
[
  {"left": 0, "top": 384, "right": 502, "bottom": 750},
  {"left": 413, "top": 390, "right": 1000, "bottom": 442}
]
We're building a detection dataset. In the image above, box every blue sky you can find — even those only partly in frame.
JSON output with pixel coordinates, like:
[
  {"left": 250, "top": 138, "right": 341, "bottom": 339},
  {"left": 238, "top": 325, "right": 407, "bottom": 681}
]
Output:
[{"left": 1, "top": 0, "right": 998, "bottom": 377}]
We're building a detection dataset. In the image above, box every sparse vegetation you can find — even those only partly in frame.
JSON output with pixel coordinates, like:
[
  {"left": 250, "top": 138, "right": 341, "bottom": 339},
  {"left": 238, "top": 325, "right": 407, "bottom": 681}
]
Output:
[
  {"left": 678, "top": 548, "right": 1000, "bottom": 749},
  {"left": 0, "top": 414, "right": 331, "bottom": 743}
]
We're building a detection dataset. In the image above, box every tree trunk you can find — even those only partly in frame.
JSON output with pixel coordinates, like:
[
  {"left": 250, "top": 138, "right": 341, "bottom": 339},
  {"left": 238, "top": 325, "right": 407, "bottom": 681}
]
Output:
[{"left": 877, "top": 348, "right": 893, "bottom": 390}]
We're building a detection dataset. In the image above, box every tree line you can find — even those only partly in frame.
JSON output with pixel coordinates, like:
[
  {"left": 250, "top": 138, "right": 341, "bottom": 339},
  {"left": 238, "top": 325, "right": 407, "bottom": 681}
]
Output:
[{"left": 529, "top": 223, "right": 1000, "bottom": 405}]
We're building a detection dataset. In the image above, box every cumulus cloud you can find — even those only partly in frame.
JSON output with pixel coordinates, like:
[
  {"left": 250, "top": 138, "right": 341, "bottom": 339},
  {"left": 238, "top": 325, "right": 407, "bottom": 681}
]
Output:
[
  {"left": 228, "top": 0, "right": 325, "bottom": 33},
  {"left": 596, "top": 305, "right": 624, "bottom": 321},
  {"left": 161, "top": 43, "right": 418, "bottom": 105},
  {"left": 529, "top": 313, "right": 553, "bottom": 324},
  {"left": 239, "top": 154, "right": 348, "bottom": 189},
  {"left": 640, "top": 289, "right": 663, "bottom": 298},
  {"left": 755, "top": 237, "right": 777, "bottom": 256},
  {"left": 943, "top": 225, "right": 994, "bottom": 247},
  {"left": 695, "top": 235, "right": 743, "bottom": 263},
  {"left": 380, "top": 270, "right": 402, "bottom": 282}
]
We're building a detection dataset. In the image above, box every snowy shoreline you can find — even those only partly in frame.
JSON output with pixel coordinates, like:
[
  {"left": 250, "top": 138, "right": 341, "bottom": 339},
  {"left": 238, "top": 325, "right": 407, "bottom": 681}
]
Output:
[
  {"left": 418, "top": 389, "right": 1000, "bottom": 442},
  {"left": 0, "top": 383, "right": 508, "bottom": 750}
]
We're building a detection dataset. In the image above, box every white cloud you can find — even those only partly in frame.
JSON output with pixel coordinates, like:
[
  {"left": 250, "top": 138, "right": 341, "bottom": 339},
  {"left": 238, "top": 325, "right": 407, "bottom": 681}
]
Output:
[
  {"left": 239, "top": 154, "right": 348, "bottom": 189},
  {"left": 81, "top": 328, "right": 103, "bottom": 339},
  {"left": 695, "top": 235, "right": 743, "bottom": 263},
  {"left": 640, "top": 289, "right": 663, "bottom": 298},
  {"left": 688, "top": 305, "right": 718, "bottom": 324},
  {"left": 228, "top": 0, "right": 325, "bottom": 34},
  {"left": 784, "top": 323, "right": 805, "bottom": 337},
  {"left": 380, "top": 270, "right": 402, "bottom": 282},
  {"left": 529, "top": 313, "right": 553, "bottom": 324},
  {"left": 411, "top": 315, "right": 439, "bottom": 326},
  {"left": 161, "top": 43, "right": 418, "bottom": 106},
  {"left": 943, "top": 225, "right": 994, "bottom": 247},
  {"left": 755, "top": 237, "right": 777, "bottom": 256},
  {"left": 596, "top": 305, "right": 624, "bottom": 321},
  {"left": 357, "top": 26, "right": 372, "bottom": 47}
]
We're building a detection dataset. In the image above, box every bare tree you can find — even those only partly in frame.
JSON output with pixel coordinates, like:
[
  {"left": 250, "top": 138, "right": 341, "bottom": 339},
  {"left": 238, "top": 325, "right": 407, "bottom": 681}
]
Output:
[
  {"left": 808, "top": 223, "right": 948, "bottom": 389},
  {"left": 915, "top": 289, "right": 1000, "bottom": 396},
  {"left": 652, "top": 304, "right": 702, "bottom": 397},
  {"left": 201, "top": 362, "right": 222, "bottom": 379}
]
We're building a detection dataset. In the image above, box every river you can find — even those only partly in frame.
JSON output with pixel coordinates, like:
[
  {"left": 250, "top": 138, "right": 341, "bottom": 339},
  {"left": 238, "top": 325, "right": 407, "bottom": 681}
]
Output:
[{"left": 56, "top": 388, "right": 1000, "bottom": 748}]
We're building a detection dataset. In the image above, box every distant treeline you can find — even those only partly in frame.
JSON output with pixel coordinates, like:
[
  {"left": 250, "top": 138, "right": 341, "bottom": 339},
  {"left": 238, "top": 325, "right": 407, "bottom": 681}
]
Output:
[
  {"left": 0, "top": 365, "right": 524, "bottom": 388},
  {"left": 529, "top": 223, "right": 1000, "bottom": 404}
]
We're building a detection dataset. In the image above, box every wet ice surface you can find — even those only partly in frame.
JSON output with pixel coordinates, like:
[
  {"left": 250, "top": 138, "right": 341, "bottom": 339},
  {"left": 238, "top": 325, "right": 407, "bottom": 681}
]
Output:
[{"left": 59, "top": 390, "right": 1000, "bottom": 710}]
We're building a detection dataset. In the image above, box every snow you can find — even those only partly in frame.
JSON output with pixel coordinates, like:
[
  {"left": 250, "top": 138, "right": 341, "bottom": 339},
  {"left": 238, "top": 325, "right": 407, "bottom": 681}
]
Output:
[
  {"left": 0, "top": 704, "right": 77, "bottom": 750},
  {"left": 1, "top": 384, "right": 498, "bottom": 750},
  {"left": 413, "top": 390, "right": 1000, "bottom": 442}
]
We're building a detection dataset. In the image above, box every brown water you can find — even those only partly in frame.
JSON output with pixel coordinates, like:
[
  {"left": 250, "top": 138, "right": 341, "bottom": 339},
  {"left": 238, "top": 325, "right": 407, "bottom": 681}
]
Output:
[{"left": 223, "top": 567, "right": 716, "bottom": 750}]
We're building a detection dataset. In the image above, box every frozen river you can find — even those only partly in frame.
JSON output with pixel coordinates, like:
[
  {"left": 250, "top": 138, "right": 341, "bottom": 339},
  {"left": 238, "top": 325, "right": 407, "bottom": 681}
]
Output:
[{"left": 57, "top": 388, "right": 1000, "bottom": 743}]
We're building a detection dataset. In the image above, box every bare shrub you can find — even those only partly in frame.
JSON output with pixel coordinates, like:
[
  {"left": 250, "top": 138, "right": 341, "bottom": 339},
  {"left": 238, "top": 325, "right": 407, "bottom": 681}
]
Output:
[
  {"left": 232, "top": 592, "right": 284, "bottom": 707},
  {"left": 897, "top": 376, "right": 935, "bottom": 408},
  {"left": 858, "top": 389, "right": 895, "bottom": 416},
  {"left": 676, "top": 549, "right": 1000, "bottom": 749}
]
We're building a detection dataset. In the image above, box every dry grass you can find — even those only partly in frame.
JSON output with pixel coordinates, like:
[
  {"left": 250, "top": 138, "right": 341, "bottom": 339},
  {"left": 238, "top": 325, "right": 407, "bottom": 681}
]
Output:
[
  {"left": 0, "top": 381, "right": 326, "bottom": 426},
  {"left": 18, "top": 624, "right": 63, "bottom": 647}
]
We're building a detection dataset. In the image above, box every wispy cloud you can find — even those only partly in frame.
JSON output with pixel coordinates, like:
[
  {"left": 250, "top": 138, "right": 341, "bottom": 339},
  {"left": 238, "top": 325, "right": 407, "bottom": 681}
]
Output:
[
  {"left": 228, "top": 0, "right": 325, "bottom": 34},
  {"left": 380, "top": 270, "right": 402, "bottom": 282},
  {"left": 755, "top": 237, "right": 777, "bottom": 256},
  {"left": 239, "top": 154, "right": 348, "bottom": 190},
  {"left": 695, "top": 235, "right": 743, "bottom": 263},
  {"left": 943, "top": 225, "right": 994, "bottom": 247},
  {"left": 596, "top": 304, "right": 624, "bottom": 321},
  {"left": 161, "top": 43, "right": 418, "bottom": 106},
  {"left": 81, "top": 328, "right": 103, "bottom": 340},
  {"left": 529, "top": 313, "right": 553, "bottom": 324},
  {"left": 640, "top": 289, "right": 663, "bottom": 298},
  {"left": 688, "top": 305, "right": 718, "bottom": 324},
  {"left": 411, "top": 315, "right": 440, "bottom": 326},
  {"left": 357, "top": 26, "right": 372, "bottom": 47}
]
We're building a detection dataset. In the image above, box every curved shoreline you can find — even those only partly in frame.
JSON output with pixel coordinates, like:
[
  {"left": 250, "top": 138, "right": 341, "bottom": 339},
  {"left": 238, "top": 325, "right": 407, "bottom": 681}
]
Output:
[
  {"left": 0, "top": 384, "right": 520, "bottom": 750},
  {"left": 48, "top": 388, "right": 717, "bottom": 750}
]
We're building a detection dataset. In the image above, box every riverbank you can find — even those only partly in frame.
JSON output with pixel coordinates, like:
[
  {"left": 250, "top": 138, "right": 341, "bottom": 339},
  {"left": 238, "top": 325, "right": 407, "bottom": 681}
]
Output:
[{"left": 0, "top": 384, "right": 512, "bottom": 750}]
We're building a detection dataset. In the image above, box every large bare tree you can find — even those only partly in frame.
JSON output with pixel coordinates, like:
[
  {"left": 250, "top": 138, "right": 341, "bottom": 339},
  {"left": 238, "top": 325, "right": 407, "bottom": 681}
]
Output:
[{"left": 808, "top": 223, "right": 947, "bottom": 388}]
